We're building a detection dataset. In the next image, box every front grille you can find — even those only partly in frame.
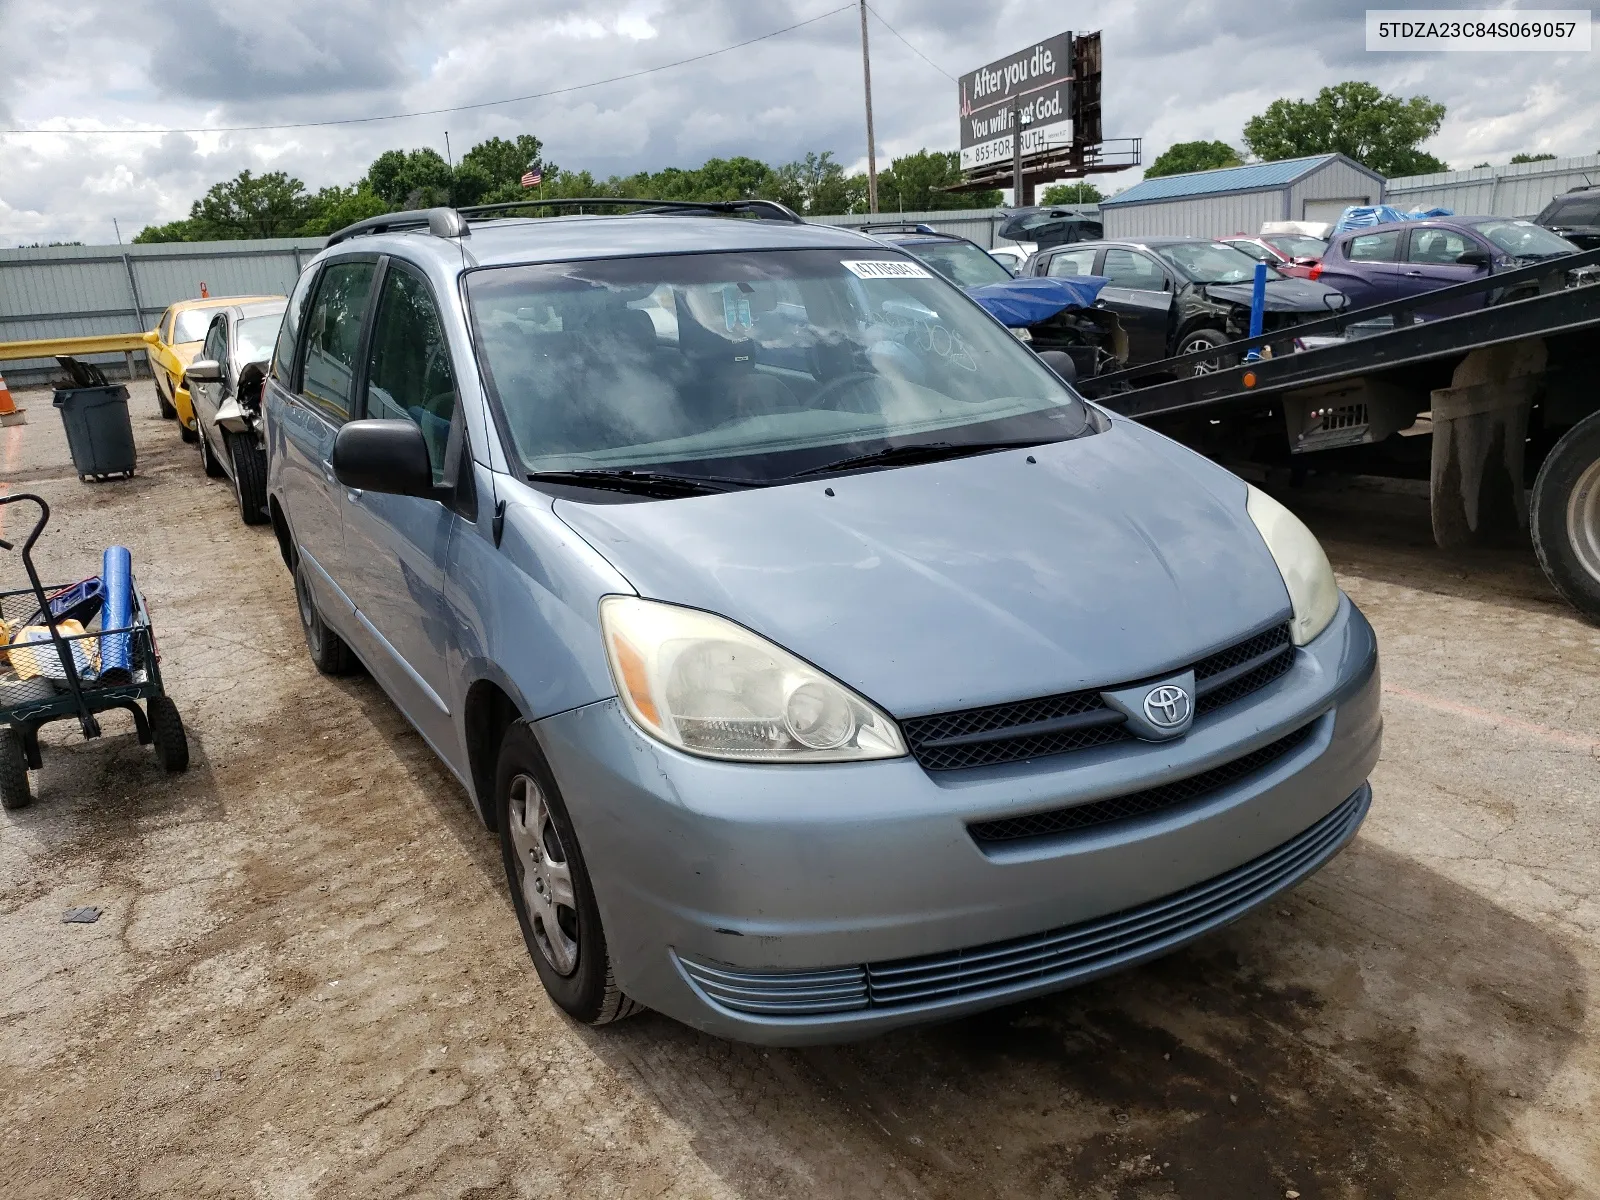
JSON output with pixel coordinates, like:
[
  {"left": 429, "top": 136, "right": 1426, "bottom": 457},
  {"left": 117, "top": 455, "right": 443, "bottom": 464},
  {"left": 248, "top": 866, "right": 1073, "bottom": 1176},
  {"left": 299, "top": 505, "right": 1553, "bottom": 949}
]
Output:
[
  {"left": 678, "top": 786, "right": 1366, "bottom": 1019},
  {"left": 901, "top": 622, "right": 1293, "bottom": 771},
  {"left": 967, "top": 721, "right": 1316, "bottom": 844}
]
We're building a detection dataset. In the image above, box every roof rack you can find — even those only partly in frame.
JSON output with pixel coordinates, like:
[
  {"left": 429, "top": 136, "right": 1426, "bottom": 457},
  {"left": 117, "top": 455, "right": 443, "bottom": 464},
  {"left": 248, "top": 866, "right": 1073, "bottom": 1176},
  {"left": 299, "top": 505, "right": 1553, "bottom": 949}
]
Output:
[
  {"left": 324, "top": 207, "right": 469, "bottom": 248},
  {"left": 454, "top": 197, "right": 806, "bottom": 225},
  {"left": 855, "top": 222, "right": 940, "bottom": 235}
]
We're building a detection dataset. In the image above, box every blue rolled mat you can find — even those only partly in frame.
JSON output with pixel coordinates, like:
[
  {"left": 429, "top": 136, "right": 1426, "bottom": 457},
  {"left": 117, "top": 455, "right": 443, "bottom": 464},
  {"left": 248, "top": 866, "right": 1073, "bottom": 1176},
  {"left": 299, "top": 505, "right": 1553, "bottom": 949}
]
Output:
[{"left": 100, "top": 545, "right": 133, "bottom": 682}]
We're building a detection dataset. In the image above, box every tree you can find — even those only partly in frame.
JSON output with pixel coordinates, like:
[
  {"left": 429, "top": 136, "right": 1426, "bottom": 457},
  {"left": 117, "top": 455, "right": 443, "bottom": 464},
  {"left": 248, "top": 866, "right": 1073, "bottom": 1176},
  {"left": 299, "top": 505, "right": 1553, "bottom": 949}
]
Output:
[
  {"left": 1242, "top": 82, "right": 1448, "bottom": 176},
  {"left": 1144, "top": 141, "right": 1242, "bottom": 179},
  {"left": 299, "top": 184, "right": 389, "bottom": 236},
  {"left": 133, "top": 219, "right": 202, "bottom": 243},
  {"left": 1039, "top": 181, "right": 1104, "bottom": 204},
  {"left": 365, "top": 148, "right": 454, "bottom": 208},
  {"left": 455, "top": 134, "right": 546, "bottom": 205},
  {"left": 876, "top": 150, "right": 1001, "bottom": 212},
  {"left": 766, "top": 152, "right": 865, "bottom": 215},
  {"left": 1510, "top": 152, "right": 1557, "bottom": 164},
  {"left": 188, "top": 170, "right": 314, "bottom": 239}
]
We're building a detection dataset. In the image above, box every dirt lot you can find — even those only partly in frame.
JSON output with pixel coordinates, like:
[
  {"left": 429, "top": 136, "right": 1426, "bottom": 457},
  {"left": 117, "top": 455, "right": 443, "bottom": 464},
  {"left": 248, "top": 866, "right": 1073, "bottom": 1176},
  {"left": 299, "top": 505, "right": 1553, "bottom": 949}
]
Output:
[{"left": 1, "top": 379, "right": 1597, "bottom": 1199}]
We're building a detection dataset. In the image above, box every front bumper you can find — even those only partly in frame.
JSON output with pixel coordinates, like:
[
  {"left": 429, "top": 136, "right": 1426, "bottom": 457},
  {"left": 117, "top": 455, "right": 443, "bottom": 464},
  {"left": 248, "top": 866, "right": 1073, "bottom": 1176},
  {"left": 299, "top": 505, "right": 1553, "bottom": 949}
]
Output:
[{"left": 535, "top": 595, "right": 1381, "bottom": 1045}]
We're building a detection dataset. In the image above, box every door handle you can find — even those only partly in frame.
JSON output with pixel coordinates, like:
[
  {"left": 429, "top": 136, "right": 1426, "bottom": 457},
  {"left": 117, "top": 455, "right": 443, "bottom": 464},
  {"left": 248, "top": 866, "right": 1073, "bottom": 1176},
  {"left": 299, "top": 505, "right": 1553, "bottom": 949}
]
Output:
[{"left": 1403, "top": 270, "right": 1425, "bottom": 277}]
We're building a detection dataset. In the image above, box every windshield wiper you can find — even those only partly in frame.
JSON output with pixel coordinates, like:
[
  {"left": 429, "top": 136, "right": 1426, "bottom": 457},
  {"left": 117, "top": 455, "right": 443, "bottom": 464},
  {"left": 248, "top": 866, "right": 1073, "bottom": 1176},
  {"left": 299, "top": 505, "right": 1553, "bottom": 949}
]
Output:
[
  {"left": 791, "top": 439, "right": 1052, "bottom": 478},
  {"left": 527, "top": 468, "right": 755, "bottom": 496}
]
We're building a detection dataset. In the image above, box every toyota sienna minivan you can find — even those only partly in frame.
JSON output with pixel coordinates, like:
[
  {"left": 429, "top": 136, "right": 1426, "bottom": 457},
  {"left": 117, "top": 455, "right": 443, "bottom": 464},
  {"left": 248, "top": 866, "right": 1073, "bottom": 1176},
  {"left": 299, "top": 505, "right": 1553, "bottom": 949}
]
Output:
[{"left": 264, "top": 199, "right": 1381, "bottom": 1045}]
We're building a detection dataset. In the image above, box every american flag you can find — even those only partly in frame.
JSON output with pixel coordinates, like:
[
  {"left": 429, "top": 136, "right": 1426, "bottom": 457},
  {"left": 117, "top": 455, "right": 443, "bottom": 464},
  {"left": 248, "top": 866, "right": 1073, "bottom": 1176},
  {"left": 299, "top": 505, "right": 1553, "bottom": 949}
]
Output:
[{"left": 521, "top": 165, "right": 543, "bottom": 188}]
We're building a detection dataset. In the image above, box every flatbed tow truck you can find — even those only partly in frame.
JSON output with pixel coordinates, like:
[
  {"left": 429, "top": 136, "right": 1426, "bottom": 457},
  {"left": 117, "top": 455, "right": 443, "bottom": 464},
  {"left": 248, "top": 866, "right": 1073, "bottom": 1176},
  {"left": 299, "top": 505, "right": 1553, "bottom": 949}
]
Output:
[{"left": 1075, "top": 246, "right": 1600, "bottom": 623}]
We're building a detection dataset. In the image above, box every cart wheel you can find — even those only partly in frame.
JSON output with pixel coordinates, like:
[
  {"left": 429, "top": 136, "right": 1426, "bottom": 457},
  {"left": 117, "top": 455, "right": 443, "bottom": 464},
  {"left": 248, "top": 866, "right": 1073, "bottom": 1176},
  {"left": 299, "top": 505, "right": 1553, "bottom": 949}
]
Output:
[
  {"left": 0, "top": 727, "right": 33, "bottom": 811},
  {"left": 147, "top": 695, "right": 190, "bottom": 773}
]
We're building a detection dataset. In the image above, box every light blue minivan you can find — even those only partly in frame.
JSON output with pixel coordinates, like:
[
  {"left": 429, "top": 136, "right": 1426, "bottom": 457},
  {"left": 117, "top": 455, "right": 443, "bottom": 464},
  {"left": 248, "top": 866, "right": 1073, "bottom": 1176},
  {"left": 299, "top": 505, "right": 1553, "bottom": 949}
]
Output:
[{"left": 264, "top": 200, "right": 1381, "bottom": 1045}]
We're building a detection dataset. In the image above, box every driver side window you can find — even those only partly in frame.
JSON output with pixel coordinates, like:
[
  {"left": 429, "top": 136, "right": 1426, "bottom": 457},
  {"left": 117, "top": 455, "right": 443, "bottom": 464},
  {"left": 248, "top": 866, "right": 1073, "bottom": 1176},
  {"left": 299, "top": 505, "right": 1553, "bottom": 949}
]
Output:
[
  {"left": 1101, "top": 249, "right": 1167, "bottom": 290},
  {"left": 202, "top": 318, "right": 227, "bottom": 367},
  {"left": 365, "top": 262, "right": 458, "bottom": 483}
]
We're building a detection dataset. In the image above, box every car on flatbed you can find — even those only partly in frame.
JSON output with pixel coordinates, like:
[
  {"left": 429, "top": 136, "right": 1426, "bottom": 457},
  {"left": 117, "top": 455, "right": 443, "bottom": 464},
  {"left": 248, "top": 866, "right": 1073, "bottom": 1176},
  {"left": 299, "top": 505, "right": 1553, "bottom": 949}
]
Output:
[
  {"left": 263, "top": 199, "right": 1380, "bottom": 1044},
  {"left": 1025, "top": 237, "right": 1348, "bottom": 374}
]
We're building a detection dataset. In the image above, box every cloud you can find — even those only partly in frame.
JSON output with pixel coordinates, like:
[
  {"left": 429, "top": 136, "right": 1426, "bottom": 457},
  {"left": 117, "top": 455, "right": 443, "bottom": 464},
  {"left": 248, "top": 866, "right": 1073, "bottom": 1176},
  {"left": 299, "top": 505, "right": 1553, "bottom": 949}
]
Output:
[{"left": 1, "top": 0, "right": 1597, "bottom": 244}]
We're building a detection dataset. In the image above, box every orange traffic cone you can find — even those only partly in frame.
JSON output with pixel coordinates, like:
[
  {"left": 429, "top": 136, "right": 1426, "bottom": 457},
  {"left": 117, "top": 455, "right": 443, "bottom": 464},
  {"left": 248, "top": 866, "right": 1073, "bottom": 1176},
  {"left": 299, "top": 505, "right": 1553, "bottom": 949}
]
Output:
[{"left": 0, "top": 371, "right": 23, "bottom": 426}]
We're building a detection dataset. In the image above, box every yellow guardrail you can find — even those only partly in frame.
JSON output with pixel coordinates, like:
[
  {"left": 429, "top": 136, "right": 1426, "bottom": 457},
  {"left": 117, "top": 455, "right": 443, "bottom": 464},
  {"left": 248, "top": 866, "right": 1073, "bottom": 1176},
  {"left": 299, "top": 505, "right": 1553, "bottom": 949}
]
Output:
[{"left": 0, "top": 333, "right": 149, "bottom": 362}]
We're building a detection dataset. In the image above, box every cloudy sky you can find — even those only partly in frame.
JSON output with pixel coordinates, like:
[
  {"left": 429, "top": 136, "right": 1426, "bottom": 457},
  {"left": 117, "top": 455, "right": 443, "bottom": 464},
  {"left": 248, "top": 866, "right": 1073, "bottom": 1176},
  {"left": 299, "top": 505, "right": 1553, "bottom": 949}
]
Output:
[{"left": 1, "top": 0, "right": 1595, "bottom": 245}]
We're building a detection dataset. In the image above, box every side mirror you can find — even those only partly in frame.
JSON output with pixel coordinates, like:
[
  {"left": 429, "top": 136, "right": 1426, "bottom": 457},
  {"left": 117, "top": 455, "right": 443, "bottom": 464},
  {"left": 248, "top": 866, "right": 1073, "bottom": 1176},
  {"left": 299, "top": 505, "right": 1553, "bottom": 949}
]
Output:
[
  {"left": 1036, "top": 349, "right": 1078, "bottom": 384},
  {"left": 185, "top": 358, "right": 222, "bottom": 383},
  {"left": 1456, "top": 249, "right": 1492, "bottom": 267},
  {"left": 333, "top": 420, "right": 440, "bottom": 499},
  {"left": 1291, "top": 256, "right": 1319, "bottom": 267},
  {"left": 142, "top": 330, "right": 159, "bottom": 346}
]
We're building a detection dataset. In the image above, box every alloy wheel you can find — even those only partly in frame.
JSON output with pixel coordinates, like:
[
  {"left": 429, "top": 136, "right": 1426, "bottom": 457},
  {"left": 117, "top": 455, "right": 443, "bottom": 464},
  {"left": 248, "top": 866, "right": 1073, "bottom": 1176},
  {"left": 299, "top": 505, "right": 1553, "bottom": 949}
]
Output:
[
  {"left": 1182, "top": 339, "right": 1221, "bottom": 374},
  {"left": 1568, "top": 456, "right": 1600, "bottom": 585},
  {"left": 507, "top": 773, "right": 580, "bottom": 976}
]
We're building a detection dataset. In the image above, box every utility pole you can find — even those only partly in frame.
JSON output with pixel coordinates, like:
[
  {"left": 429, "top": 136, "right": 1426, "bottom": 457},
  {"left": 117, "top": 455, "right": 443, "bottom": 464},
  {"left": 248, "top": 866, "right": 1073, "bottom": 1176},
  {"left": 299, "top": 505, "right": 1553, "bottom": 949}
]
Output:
[
  {"left": 112, "top": 217, "right": 123, "bottom": 245},
  {"left": 858, "top": 0, "right": 879, "bottom": 214},
  {"left": 1011, "top": 96, "right": 1026, "bottom": 207}
]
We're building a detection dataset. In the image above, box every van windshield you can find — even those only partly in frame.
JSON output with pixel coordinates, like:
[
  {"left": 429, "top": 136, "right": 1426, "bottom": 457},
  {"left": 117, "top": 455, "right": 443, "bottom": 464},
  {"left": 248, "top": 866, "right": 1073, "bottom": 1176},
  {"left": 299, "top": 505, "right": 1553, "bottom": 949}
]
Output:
[{"left": 466, "top": 248, "right": 1092, "bottom": 482}]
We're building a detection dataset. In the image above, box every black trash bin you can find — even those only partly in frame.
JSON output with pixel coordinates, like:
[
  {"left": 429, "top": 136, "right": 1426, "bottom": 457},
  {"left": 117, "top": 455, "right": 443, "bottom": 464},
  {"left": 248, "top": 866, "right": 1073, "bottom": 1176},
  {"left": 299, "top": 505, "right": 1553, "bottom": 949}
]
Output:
[{"left": 53, "top": 383, "right": 137, "bottom": 481}]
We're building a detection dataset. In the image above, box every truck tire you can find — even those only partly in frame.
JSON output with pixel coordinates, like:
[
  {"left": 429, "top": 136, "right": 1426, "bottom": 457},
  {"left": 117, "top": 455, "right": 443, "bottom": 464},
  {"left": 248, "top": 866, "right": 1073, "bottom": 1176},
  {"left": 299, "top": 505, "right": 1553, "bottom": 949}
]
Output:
[
  {"left": 1176, "top": 327, "right": 1233, "bottom": 377},
  {"left": 1531, "top": 409, "right": 1600, "bottom": 624},
  {"left": 226, "top": 431, "right": 269, "bottom": 526}
]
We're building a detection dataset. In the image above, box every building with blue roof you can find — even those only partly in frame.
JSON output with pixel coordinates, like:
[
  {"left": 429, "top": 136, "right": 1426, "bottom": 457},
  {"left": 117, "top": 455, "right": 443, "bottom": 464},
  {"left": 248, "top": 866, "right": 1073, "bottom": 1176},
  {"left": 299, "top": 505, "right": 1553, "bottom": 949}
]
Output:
[{"left": 1099, "top": 153, "right": 1386, "bottom": 239}]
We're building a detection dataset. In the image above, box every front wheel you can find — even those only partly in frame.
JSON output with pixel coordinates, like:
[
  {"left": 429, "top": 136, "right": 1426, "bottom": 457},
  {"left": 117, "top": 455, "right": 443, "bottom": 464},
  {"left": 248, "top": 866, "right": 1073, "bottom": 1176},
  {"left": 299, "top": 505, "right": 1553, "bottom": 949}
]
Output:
[
  {"left": 1531, "top": 409, "right": 1600, "bottom": 624},
  {"left": 496, "top": 722, "right": 640, "bottom": 1026},
  {"left": 1177, "top": 327, "right": 1234, "bottom": 377},
  {"left": 225, "top": 431, "right": 269, "bottom": 526}
]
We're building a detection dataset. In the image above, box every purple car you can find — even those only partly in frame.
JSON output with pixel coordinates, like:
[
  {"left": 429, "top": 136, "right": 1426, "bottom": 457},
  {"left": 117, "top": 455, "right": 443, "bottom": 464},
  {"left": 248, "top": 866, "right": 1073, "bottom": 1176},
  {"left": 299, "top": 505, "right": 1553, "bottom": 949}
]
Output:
[{"left": 1315, "top": 215, "right": 1579, "bottom": 316}]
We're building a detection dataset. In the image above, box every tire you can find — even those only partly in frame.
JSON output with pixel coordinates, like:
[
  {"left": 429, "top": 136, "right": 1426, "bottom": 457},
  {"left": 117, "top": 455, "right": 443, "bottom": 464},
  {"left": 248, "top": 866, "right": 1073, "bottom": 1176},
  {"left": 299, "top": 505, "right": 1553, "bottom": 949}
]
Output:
[
  {"left": 293, "top": 557, "right": 357, "bottom": 675},
  {"left": 1531, "top": 409, "right": 1600, "bottom": 624},
  {"left": 495, "top": 721, "right": 640, "bottom": 1026},
  {"left": 147, "top": 695, "right": 190, "bottom": 773},
  {"left": 156, "top": 377, "right": 177, "bottom": 420},
  {"left": 225, "top": 431, "right": 269, "bottom": 526},
  {"left": 1176, "top": 327, "right": 1234, "bottom": 377},
  {"left": 0, "top": 727, "right": 32, "bottom": 811},
  {"left": 180, "top": 419, "right": 198, "bottom": 444},
  {"left": 197, "top": 420, "right": 225, "bottom": 478}
]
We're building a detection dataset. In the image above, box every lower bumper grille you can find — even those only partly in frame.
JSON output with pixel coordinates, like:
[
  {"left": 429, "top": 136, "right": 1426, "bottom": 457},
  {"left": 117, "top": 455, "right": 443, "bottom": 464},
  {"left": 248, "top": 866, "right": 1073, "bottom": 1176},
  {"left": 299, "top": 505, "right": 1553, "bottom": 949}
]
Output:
[
  {"left": 967, "top": 721, "right": 1316, "bottom": 844},
  {"left": 678, "top": 786, "right": 1367, "bottom": 1019}
]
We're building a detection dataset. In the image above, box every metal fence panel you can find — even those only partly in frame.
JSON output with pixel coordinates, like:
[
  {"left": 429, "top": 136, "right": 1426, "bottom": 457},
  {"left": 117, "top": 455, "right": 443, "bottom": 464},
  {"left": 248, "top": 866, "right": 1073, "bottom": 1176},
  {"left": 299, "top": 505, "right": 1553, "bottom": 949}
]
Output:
[
  {"left": 0, "top": 238, "right": 322, "bottom": 383},
  {"left": 1386, "top": 153, "right": 1600, "bottom": 218}
]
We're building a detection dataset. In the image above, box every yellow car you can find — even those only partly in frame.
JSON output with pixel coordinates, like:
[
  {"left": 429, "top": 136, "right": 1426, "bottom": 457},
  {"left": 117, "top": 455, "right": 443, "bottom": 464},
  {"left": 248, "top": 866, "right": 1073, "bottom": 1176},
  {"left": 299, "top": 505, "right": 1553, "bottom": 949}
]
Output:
[{"left": 143, "top": 295, "right": 283, "bottom": 441}]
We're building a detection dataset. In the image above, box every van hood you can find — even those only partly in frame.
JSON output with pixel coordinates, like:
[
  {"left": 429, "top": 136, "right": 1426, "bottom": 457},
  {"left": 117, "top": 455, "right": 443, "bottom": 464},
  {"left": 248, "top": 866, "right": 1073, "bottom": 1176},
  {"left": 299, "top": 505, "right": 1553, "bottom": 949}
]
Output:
[
  {"left": 553, "top": 421, "right": 1293, "bottom": 717},
  {"left": 1204, "top": 276, "right": 1348, "bottom": 313}
]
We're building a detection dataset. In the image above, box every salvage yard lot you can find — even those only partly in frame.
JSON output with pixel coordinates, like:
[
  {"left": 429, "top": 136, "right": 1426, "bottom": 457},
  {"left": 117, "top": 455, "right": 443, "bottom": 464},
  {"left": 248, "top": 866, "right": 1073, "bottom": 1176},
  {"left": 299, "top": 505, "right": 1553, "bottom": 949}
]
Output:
[{"left": 1, "top": 380, "right": 1597, "bottom": 1199}]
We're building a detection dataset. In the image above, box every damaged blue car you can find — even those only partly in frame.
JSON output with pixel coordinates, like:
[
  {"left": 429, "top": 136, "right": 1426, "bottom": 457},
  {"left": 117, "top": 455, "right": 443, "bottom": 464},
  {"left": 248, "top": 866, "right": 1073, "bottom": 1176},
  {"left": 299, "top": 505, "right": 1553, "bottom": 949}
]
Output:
[{"left": 862, "top": 223, "right": 1124, "bottom": 379}]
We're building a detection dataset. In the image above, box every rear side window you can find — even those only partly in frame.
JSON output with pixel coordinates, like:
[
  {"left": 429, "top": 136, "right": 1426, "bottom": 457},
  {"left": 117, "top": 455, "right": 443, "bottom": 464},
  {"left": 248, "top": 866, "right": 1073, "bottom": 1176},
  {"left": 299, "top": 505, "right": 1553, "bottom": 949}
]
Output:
[
  {"left": 272, "top": 266, "right": 320, "bottom": 389},
  {"left": 365, "top": 263, "right": 457, "bottom": 483},
  {"left": 300, "top": 260, "right": 376, "bottom": 422},
  {"left": 1347, "top": 231, "right": 1401, "bottom": 262}
]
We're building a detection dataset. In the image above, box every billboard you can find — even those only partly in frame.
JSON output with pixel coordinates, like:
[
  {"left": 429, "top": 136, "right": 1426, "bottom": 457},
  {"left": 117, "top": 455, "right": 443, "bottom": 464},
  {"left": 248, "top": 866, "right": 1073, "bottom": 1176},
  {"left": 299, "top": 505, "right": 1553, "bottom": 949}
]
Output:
[{"left": 958, "top": 33, "right": 1074, "bottom": 171}]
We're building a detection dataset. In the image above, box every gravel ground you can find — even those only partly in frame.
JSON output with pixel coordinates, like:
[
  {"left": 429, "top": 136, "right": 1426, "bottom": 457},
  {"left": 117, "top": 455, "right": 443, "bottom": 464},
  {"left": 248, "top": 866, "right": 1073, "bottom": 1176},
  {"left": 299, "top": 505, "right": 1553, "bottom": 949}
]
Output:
[{"left": 1, "top": 380, "right": 1597, "bottom": 1199}]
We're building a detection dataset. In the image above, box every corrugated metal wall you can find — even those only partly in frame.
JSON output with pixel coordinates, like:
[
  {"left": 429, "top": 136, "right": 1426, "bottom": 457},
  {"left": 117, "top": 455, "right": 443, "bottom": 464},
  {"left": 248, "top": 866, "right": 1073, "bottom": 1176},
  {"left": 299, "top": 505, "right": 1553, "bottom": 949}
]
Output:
[
  {"left": 1, "top": 210, "right": 1105, "bottom": 383},
  {"left": 1386, "top": 153, "right": 1600, "bottom": 218},
  {"left": 1101, "top": 189, "right": 1285, "bottom": 239},
  {"left": 0, "top": 238, "right": 322, "bottom": 383},
  {"left": 1102, "top": 160, "right": 1387, "bottom": 239},
  {"left": 1287, "top": 158, "right": 1383, "bottom": 222}
]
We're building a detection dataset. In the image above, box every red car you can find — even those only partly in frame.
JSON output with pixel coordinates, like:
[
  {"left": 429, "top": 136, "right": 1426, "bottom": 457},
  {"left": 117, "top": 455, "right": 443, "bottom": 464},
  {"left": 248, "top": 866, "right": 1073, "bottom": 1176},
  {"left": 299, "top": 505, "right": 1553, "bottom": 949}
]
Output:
[{"left": 1219, "top": 234, "right": 1329, "bottom": 279}]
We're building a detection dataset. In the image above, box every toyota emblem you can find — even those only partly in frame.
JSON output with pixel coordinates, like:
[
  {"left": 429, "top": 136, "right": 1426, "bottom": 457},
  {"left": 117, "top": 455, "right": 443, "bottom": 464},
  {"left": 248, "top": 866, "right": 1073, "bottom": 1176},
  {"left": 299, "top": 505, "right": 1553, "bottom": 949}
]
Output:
[{"left": 1142, "top": 684, "right": 1191, "bottom": 728}]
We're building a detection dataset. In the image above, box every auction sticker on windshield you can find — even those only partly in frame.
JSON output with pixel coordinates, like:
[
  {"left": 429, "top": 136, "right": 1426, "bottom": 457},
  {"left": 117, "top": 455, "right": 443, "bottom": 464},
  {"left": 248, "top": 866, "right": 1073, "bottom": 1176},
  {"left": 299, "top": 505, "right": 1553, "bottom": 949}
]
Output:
[{"left": 841, "top": 260, "right": 934, "bottom": 280}]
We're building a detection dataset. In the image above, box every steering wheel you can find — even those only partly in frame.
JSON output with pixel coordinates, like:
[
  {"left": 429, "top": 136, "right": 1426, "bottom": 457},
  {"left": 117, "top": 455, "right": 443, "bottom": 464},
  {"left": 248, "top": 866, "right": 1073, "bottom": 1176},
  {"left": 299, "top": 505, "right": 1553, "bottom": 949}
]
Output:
[{"left": 808, "top": 371, "right": 885, "bottom": 414}]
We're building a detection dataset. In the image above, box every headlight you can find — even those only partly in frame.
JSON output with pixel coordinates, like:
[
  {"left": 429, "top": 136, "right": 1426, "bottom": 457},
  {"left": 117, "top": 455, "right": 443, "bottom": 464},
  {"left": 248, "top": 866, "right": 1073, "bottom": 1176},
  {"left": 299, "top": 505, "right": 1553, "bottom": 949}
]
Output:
[
  {"left": 599, "top": 596, "right": 907, "bottom": 763},
  {"left": 1246, "top": 485, "right": 1340, "bottom": 645}
]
